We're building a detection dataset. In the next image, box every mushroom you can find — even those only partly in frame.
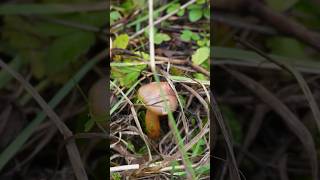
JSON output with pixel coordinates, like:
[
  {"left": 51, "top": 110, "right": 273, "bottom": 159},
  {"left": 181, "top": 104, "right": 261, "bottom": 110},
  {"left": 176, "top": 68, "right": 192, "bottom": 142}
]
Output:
[
  {"left": 138, "top": 82, "right": 178, "bottom": 139},
  {"left": 89, "top": 78, "right": 108, "bottom": 120}
]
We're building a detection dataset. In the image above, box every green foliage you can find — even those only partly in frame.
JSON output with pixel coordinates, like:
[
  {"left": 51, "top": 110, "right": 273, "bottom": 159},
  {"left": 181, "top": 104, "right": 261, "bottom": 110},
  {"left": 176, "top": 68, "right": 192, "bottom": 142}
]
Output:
[
  {"left": 197, "top": 38, "right": 210, "bottom": 47},
  {"left": 166, "top": 3, "right": 185, "bottom": 16},
  {"left": 113, "top": 34, "right": 129, "bottom": 49},
  {"left": 221, "top": 106, "right": 243, "bottom": 144},
  {"left": 188, "top": 7, "right": 203, "bottom": 22},
  {"left": 180, "top": 30, "right": 200, "bottom": 42},
  {"left": 191, "top": 138, "right": 205, "bottom": 157},
  {"left": 192, "top": 47, "right": 210, "bottom": 65},
  {"left": 126, "top": 141, "right": 136, "bottom": 153},
  {"left": 111, "top": 35, "right": 149, "bottom": 88},
  {"left": 110, "top": 11, "right": 122, "bottom": 24},
  {"left": 111, "top": 173, "right": 122, "bottom": 180},
  {"left": 193, "top": 73, "right": 208, "bottom": 80},
  {"left": 111, "top": 64, "right": 147, "bottom": 88},
  {"left": 266, "top": 0, "right": 299, "bottom": 12},
  {"left": 186, "top": 0, "right": 209, "bottom": 22},
  {"left": 266, "top": 36, "right": 306, "bottom": 58},
  {"left": 170, "top": 160, "right": 180, "bottom": 175},
  {"left": 1, "top": 11, "right": 105, "bottom": 83},
  {"left": 154, "top": 33, "right": 171, "bottom": 44},
  {"left": 137, "top": 145, "right": 148, "bottom": 155},
  {"left": 121, "top": 0, "right": 146, "bottom": 13},
  {"left": 45, "top": 31, "right": 95, "bottom": 77},
  {"left": 145, "top": 27, "right": 171, "bottom": 45},
  {"left": 196, "top": 0, "right": 207, "bottom": 4}
]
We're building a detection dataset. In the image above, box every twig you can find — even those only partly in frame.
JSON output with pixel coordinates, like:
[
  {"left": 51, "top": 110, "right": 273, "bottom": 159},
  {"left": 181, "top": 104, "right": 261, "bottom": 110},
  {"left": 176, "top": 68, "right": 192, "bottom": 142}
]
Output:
[
  {"left": 110, "top": 162, "right": 200, "bottom": 173},
  {"left": 148, "top": 0, "right": 156, "bottom": 73}
]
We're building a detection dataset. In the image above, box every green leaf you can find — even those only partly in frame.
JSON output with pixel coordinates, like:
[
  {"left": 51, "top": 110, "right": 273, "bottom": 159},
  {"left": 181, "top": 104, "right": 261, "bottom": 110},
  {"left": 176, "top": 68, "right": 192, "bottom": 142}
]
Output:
[
  {"left": 180, "top": 30, "right": 193, "bottom": 42},
  {"left": 154, "top": 33, "right": 171, "bottom": 45},
  {"left": 191, "top": 33, "right": 200, "bottom": 41},
  {"left": 192, "top": 47, "right": 210, "bottom": 65},
  {"left": 112, "top": 173, "right": 122, "bottom": 180},
  {"left": 166, "top": 3, "right": 180, "bottom": 14},
  {"left": 266, "top": 37, "right": 306, "bottom": 58},
  {"left": 266, "top": 0, "right": 299, "bottom": 12},
  {"left": 189, "top": 8, "right": 203, "bottom": 22},
  {"left": 110, "top": 11, "right": 121, "bottom": 24},
  {"left": 135, "top": 51, "right": 150, "bottom": 60},
  {"left": 177, "top": 9, "right": 185, "bottom": 16},
  {"left": 45, "top": 31, "right": 95, "bottom": 76},
  {"left": 111, "top": 64, "right": 147, "bottom": 88},
  {"left": 113, "top": 34, "right": 129, "bottom": 49}
]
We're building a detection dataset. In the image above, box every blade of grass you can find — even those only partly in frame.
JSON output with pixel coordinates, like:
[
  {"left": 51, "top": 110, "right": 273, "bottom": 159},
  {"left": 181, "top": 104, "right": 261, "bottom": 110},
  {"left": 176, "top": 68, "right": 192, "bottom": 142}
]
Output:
[
  {"left": 0, "top": 56, "right": 23, "bottom": 89},
  {"left": 110, "top": 78, "right": 143, "bottom": 115},
  {"left": 147, "top": 0, "right": 196, "bottom": 178}
]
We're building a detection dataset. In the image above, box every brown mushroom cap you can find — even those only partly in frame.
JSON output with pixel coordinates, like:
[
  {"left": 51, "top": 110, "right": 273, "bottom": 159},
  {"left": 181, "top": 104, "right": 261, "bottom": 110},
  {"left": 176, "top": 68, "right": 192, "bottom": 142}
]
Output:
[
  {"left": 89, "top": 78, "right": 108, "bottom": 118},
  {"left": 138, "top": 82, "right": 178, "bottom": 115}
]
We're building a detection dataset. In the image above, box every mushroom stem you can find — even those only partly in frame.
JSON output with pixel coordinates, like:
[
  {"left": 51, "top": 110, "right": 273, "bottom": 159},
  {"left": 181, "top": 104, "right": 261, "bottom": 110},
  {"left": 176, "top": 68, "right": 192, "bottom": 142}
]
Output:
[{"left": 145, "top": 110, "right": 160, "bottom": 139}]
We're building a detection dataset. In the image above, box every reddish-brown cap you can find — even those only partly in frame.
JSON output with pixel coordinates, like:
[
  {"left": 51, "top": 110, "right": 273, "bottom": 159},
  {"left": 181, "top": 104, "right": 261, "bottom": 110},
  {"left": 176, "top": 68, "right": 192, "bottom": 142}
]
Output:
[{"left": 138, "top": 82, "right": 178, "bottom": 115}]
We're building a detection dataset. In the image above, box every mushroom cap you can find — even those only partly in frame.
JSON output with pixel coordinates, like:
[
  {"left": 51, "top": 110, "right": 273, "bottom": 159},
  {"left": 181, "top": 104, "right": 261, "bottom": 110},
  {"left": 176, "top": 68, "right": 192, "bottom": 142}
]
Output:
[
  {"left": 89, "top": 78, "right": 108, "bottom": 118},
  {"left": 138, "top": 82, "right": 178, "bottom": 115}
]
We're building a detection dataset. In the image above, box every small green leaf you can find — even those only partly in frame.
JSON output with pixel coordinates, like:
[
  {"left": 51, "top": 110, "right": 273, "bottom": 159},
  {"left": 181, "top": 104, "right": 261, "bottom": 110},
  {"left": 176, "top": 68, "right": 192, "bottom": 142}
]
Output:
[
  {"left": 266, "top": 37, "right": 306, "bottom": 58},
  {"left": 135, "top": 51, "right": 150, "bottom": 60},
  {"left": 189, "top": 9, "right": 203, "bottom": 22},
  {"left": 166, "top": 3, "right": 180, "bottom": 14},
  {"left": 188, "top": 4, "right": 202, "bottom": 10},
  {"left": 45, "top": 31, "right": 95, "bottom": 76},
  {"left": 111, "top": 64, "right": 147, "bottom": 88},
  {"left": 154, "top": 33, "right": 171, "bottom": 45},
  {"left": 177, "top": 9, "right": 185, "bottom": 16},
  {"left": 180, "top": 30, "right": 193, "bottom": 42},
  {"left": 192, "top": 47, "right": 210, "bottom": 65},
  {"left": 113, "top": 34, "right": 129, "bottom": 49},
  {"left": 112, "top": 173, "right": 122, "bottom": 180},
  {"left": 110, "top": 11, "right": 121, "bottom": 24},
  {"left": 191, "top": 33, "right": 200, "bottom": 41}
]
